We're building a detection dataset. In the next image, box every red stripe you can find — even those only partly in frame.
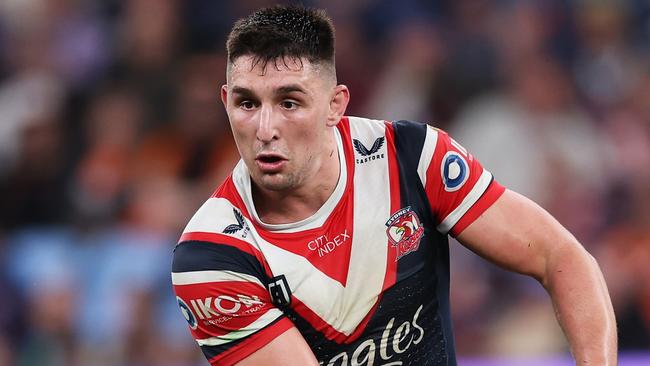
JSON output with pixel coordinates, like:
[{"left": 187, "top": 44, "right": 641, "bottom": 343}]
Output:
[
  {"left": 211, "top": 174, "right": 233, "bottom": 198},
  {"left": 208, "top": 317, "right": 294, "bottom": 366},
  {"left": 291, "top": 297, "right": 350, "bottom": 342},
  {"left": 383, "top": 122, "right": 399, "bottom": 289},
  {"left": 337, "top": 117, "right": 357, "bottom": 195}
]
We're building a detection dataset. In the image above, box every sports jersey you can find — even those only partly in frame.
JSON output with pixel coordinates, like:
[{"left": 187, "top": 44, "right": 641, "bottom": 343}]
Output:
[{"left": 172, "top": 117, "right": 505, "bottom": 365}]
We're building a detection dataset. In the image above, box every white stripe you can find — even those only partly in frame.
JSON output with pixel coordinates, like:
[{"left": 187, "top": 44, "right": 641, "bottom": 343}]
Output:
[
  {"left": 437, "top": 169, "right": 493, "bottom": 233},
  {"left": 196, "top": 308, "right": 283, "bottom": 346},
  {"left": 171, "top": 270, "right": 263, "bottom": 287},
  {"left": 335, "top": 116, "right": 391, "bottom": 334},
  {"left": 417, "top": 126, "right": 439, "bottom": 187},
  {"left": 450, "top": 137, "right": 468, "bottom": 156}
]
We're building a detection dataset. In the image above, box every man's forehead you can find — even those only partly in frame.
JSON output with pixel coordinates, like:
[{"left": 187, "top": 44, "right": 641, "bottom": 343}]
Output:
[
  {"left": 226, "top": 56, "right": 336, "bottom": 89},
  {"left": 228, "top": 55, "right": 320, "bottom": 77}
]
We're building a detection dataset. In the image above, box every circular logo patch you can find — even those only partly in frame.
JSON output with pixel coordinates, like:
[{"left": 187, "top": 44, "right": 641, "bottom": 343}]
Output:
[
  {"left": 177, "top": 296, "right": 198, "bottom": 329},
  {"left": 441, "top": 152, "right": 469, "bottom": 192}
]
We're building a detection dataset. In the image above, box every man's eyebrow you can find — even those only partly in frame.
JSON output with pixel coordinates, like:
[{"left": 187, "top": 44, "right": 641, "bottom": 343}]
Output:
[
  {"left": 275, "top": 85, "right": 307, "bottom": 95},
  {"left": 231, "top": 86, "right": 255, "bottom": 97},
  {"left": 230, "top": 85, "right": 307, "bottom": 98}
]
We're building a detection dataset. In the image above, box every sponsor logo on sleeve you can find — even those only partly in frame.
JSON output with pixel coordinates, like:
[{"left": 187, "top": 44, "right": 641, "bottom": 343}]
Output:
[
  {"left": 385, "top": 207, "right": 424, "bottom": 260},
  {"left": 440, "top": 152, "right": 469, "bottom": 192},
  {"left": 178, "top": 294, "right": 266, "bottom": 328},
  {"left": 353, "top": 137, "right": 385, "bottom": 164}
]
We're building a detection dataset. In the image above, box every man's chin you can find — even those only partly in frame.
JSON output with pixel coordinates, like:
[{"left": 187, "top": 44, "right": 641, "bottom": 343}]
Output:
[{"left": 255, "top": 174, "right": 294, "bottom": 192}]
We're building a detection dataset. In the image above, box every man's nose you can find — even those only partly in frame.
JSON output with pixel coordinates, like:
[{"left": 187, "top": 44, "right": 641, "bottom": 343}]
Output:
[{"left": 256, "top": 104, "right": 277, "bottom": 142}]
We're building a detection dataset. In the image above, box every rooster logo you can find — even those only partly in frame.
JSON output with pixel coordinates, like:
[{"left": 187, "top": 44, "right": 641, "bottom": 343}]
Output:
[
  {"left": 386, "top": 207, "right": 424, "bottom": 260},
  {"left": 223, "top": 208, "right": 249, "bottom": 237}
]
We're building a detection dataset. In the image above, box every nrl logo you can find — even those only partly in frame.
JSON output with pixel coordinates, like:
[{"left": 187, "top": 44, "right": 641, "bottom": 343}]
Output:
[
  {"left": 223, "top": 208, "right": 250, "bottom": 238},
  {"left": 353, "top": 137, "right": 385, "bottom": 164},
  {"left": 385, "top": 207, "right": 424, "bottom": 260}
]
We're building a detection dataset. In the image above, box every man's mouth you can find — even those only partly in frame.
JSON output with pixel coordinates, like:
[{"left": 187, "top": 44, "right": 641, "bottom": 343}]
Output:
[{"left": 255, "top": 153, "right": 287, "bottom": 173}]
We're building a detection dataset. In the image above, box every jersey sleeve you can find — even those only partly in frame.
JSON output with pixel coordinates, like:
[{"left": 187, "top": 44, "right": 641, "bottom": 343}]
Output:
[
  {"left": 172, "top": 239, "right": 293, "bottom": 366},
  {"left": 417, "top": 126, "right": 505, "bottom": 236}
]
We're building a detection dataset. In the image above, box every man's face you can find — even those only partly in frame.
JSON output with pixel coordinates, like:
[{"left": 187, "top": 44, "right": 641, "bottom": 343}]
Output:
[{"left": 222, "top": 56, "right": 347, "bottom": 192}]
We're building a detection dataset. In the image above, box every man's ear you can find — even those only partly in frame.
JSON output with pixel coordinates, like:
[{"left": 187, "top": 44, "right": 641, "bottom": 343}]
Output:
[
  {"left": 220, "top": 84, "right": 228, "bottom": 108},
  {"left": 327, "top": 84, "right": 350, "bottom": 127}
]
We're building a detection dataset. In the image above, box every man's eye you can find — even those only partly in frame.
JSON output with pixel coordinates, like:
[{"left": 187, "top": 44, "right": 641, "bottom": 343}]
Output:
[
  {"left": 281, "top": 101, "right": 298, "bottom": 110},
  {"left": 240, "top": 101, "right": 255, "bottom": 110}
]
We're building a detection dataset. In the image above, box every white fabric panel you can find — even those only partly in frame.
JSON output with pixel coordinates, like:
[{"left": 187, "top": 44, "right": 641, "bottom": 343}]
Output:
[
  {"left": 172, "top": 270, "right": 263, "bottom": 287},
  {"left": 417, "top": 126, "right": 439, "bottom": 187}
]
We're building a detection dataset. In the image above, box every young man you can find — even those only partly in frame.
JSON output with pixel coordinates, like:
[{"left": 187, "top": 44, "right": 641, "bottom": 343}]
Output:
[{"left": 172, "top": 6, "right": 617, "bottom": 366}]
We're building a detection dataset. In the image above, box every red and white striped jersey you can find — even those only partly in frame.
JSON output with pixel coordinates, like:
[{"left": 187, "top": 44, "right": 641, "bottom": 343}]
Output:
[{"left": 172, "top": 117, "right": 504, "bottom": 365}]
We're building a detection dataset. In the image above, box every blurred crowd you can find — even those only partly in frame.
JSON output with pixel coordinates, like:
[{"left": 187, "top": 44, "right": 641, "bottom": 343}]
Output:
[{"left": 0, "top": 0, "right": 648, "bottom": 365}]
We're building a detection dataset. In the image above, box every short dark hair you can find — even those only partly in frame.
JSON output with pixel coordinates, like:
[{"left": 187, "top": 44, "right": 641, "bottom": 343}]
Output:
[{"left": 226, "top": 5, "right": 335, "bottom": 71}]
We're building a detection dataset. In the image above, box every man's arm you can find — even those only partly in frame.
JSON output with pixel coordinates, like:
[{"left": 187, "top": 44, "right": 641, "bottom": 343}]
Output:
[
  {"left": 235, "top": 327, "right": 318, "bottom": 366},
  {"left": 456, "top": 189, "right": 617, "bottom": 364}
]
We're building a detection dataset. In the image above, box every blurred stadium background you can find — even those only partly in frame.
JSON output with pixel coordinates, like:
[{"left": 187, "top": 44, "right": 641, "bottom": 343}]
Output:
[{"left": 0, "top": 0, "right": 649, "bottom": 365}]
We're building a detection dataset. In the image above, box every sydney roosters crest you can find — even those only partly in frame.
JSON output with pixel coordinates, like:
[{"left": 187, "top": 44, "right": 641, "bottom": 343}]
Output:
[{"left": 385, "top": 207, "right": 424, "bottom": 260}]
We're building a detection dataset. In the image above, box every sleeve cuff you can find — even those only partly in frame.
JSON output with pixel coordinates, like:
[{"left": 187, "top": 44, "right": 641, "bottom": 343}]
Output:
[
  {"left": 208, "top": 317, "right": 294, "bottom": 366},
  {"left": 449, "top": 181, "right": 506, "bottom": 237}
]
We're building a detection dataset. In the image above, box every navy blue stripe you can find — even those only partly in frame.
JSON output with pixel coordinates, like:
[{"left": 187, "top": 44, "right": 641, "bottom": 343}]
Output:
[
  {"left": 392, "top": 120, "right": 457, "bottom": 365},
  {"left": 391, "top": 119, "right": 436, "bottom": 237},
  {"left": 172, "top": 240, "right": 268, "bottom": 285},
  {"left": 392, "top": 120, "right": 427, "bottom": 175}
]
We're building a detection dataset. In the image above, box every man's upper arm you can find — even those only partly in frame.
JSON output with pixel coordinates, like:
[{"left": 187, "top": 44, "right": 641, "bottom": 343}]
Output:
[
  {"left": 235, "top": 326, "right": 318, "bottom": 366},
  {"left": 172, "top": 240, "right": 316, "bottom": 366},
  {"left": 455, "top": 188, "right": 582, "bottom": 280}
]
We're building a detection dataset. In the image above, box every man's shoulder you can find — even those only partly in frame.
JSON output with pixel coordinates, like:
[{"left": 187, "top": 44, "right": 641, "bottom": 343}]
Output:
[
  {"left": 342, "top": 116, "right": 432, "bottom": 142},
  {"left": 342, "top": 116, "right": 435, "bottom": 166},
  {"left": 177, "top": 168, "right": 257, "bottom": 250},
  {"left": 343, "top": 116, "right": 429, "bottom": 129},
  {"left": 174, "top": 184, "right": 265, "bottom": 276}
]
